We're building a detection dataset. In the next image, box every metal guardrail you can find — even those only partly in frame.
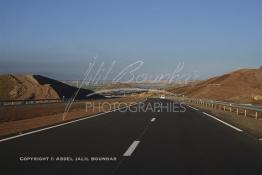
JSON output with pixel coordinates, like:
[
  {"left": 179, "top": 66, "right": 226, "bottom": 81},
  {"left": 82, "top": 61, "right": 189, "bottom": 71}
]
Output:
[
  {"left": 167, "top": 96, "right": 262, "bottom": 120},
  {"left": 0, "top": 99, "right": 66, "bottom": 106},
  {"left": 0, "top": 88, "right": 148, "bottom": 107}
]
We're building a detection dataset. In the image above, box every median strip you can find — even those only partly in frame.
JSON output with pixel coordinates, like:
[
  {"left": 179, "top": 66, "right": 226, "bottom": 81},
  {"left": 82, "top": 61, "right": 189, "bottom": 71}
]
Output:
[
  {"left": 123, "top": 141, "right": 140, "bottom": 157},
  {"left": 203, "top": 112, "right": 243, "bottom": 132}
]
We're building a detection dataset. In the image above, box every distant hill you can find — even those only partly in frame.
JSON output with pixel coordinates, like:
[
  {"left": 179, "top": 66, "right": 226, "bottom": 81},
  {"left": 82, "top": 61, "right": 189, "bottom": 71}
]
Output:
[
  {"left": 169, "top": 69, "right": 262, "bottom": 105},
  {"left": 96, "top": 82, "right": 136, "bottom": 91},
  {"left": 0, "top": 74, "right": 103, "bottom": 100}
]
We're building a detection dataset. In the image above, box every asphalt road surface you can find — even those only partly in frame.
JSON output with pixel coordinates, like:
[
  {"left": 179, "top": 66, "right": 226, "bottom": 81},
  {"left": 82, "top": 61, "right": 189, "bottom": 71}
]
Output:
[{"left": 1, "top": 99, "right": 262, "bottom": 175}]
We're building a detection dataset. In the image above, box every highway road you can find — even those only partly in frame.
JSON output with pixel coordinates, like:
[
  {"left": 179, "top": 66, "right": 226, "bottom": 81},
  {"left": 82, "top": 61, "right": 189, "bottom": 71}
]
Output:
[{"left": 1, "top": 99, "right": 262, "bottom": 175}]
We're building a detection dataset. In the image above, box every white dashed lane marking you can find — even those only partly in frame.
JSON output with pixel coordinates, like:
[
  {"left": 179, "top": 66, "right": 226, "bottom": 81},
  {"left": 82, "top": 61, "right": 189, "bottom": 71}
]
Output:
[{"left": 123, "top": 141, "right": 140, "bottom": 157}]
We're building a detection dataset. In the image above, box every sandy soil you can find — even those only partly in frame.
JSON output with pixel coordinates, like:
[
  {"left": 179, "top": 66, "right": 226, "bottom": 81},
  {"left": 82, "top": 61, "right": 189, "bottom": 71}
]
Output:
[
  {"left": 0, "top": 96, "right": 145, "bottom": 137},
  {"left": 169, "top": 69, "right": 262, "bottom": 105}
]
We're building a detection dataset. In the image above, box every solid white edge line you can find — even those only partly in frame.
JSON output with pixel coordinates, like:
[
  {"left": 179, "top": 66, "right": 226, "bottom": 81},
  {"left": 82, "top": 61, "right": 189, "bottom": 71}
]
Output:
[
  {"left": 188, "top": 105, "right": 199, "bottom": 111},
  {"left": 0, "top": 102, "right": 141, "bottom": 143},
  {"left": 151, "top": 118, "right": 156, "bottom": 122},
  {"left": 203, "top": 112, "right": 243, "bottom": 132},
  {"left": 123, "top": 140, "right": 140, "bottom": 157}
]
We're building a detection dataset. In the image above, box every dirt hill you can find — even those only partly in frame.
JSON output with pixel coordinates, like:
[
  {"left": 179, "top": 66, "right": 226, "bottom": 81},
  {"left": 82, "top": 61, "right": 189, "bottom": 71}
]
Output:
[
  {"left": 0, "top": 74, "right": 103, "bottom": 100},
  {"left": 169, "top": 69, "right": 262, "bottom": 105}
]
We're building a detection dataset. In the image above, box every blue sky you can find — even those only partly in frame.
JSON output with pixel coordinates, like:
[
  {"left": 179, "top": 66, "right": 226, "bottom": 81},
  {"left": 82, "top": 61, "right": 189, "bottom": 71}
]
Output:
[{"left": 0, "top": 0, "right": 262, "bottom": 80}]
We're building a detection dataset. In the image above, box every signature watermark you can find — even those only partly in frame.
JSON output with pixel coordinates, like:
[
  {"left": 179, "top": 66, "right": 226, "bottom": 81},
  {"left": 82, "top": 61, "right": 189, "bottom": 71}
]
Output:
[{"left": 62, "top": 57, "right": 200, "bottom": 120}]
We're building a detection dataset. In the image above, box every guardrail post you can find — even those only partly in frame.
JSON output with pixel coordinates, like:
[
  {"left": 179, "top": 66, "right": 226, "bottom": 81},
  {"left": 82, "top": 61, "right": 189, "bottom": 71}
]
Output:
[{"left": 185, "top": 98, "right": 261, "bottom": 120}]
